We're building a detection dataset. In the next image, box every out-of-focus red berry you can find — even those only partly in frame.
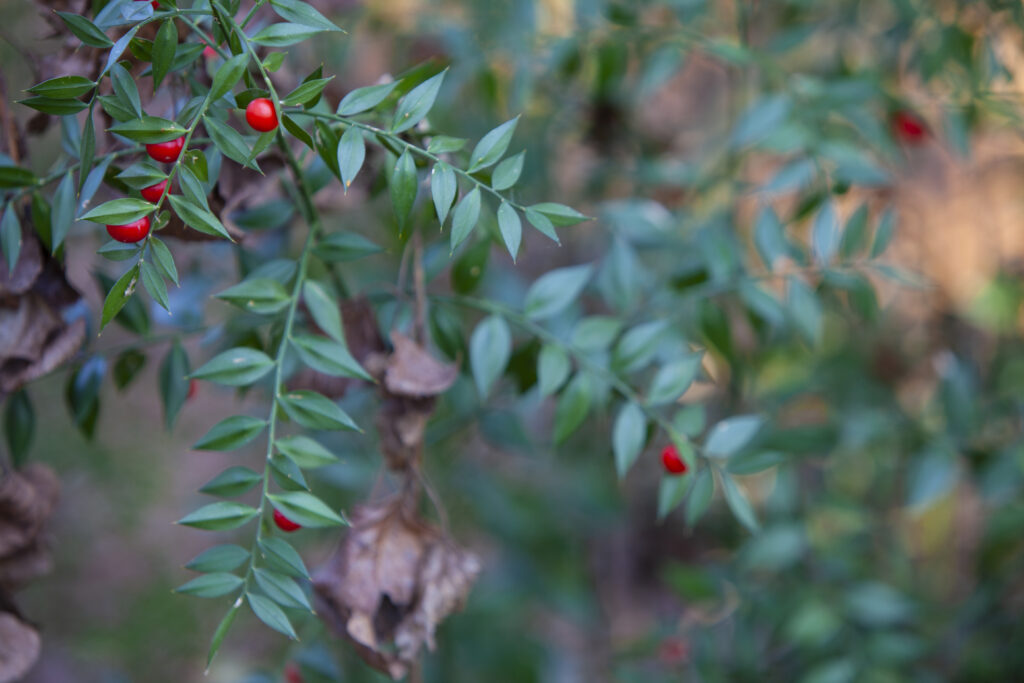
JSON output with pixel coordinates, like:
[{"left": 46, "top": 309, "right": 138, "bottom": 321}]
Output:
[
  {"left": 658, "top": 637, "right": 690, "bottom": 666},
  {"left": 273, "top": 508, "right": 301, "bottom": 532},
  {"left": 661, "top": 444, "right": 689, "bottom": 475},
  {"left": 284, "top": 662, "right": 304, "bottom": 683},
  {"left": 203, "top": 46, "right": 217, "bottom": 59},
  {"left": 891, "top": 110, "right": 928, "bottom": 144},
  {"left": 187, "top": 379, "right": 198, "bottom": 400}
]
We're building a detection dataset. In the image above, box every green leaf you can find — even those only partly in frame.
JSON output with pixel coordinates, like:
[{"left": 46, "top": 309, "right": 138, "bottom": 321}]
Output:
[
  {"left": 278, "top": 390, "right": 359, "bottom": 431},
  {"left": 389, "top": 150, "right": 417, "bottom": 233},
  {"left": 81, "top": 198, "right": 154, "bottom": 225},
  {"left": 571, "top": 316, "right": 622, "bottom": 351},
  {"left": 3, "top": 390, "right": 34, "bottom": 467},
  {"left": 193, "top": 415, "right": 268, "bottom": 451},
  {"left": 216, "top": 278, "right": 290, "bottom": 315},
  {"left": 27, "top": 75, "right": 96, "bottom": 99},
  {"left": 450, "top": 187, "right": 481, "bottom": 251},
  {"left": 203, "top": 116, "right": 259, "bottom": 170},
  {"left": 491, "top": 151, "right": 524, "bottom": 191},
  {"left": 553, "top": 373, "right": 592, "bottom": 443},
  {"left": 19, "top": 97, "right": 89, "bottom": 116},
  {"left": 247, "top": 593, "right": 298, "bottom": 639},
  {"left": 100, "top": 265, "right": 140, "bottom": 331},
  {"left": 705, "top": 415, "right": 764, "bottom": 458},
  {"left": 468, "top": 116, "right": 519, "bottom": 172},
  {"left": 430, "top": 162, "right": 456, "bottom": 226},
  {"left": 524, "top": 264, "right": 592, "bottom": 320},
  {"left": 732, "top": 93, "right": 791, "bottom": 147},
  {"left": 199, "top": 466, "right": 263, "bottom": 497},
  {"left": 112, "top": 350, "right": 145, "bottom": 390},
  {"left": 657, "top": 475, "right": 690, "bottom": 520},
  {"left": 109, "top": 116, "right": 186, "bottom": 143},
  {"left": 275, "top": 435, "right": 338, "bottom": 468},
  {"left": 140, "top": 261, "right": 170, "bottom": 311},
  {"left": 151, "top": 18, "right": 178, "bottom": 90},
  {"left": 57, "top": 12, "right": 113, "bottom": 48},
  {"left": 302, "top": 280, "right": 344, "bottom": 343},
  {"left": 209, "top": 54, "right": 250, "bottom": 102},
  {"left": 537, "top": 344, "right": 570, "bottom": 398},
  {"left": 427, "top": 135, "right": 466, "bottom": 153},
  {"left": 647, "top": 354, "right": 702, "bottom": 406},
  {"left": 336, "top": 126, "right": 365, "bottom": 191},
  {"left": 116, "top": 162, "right": 167, "bottom": 190},
  {"left": 0, "top": 165, "right": 38, "bottom": 189},
  {"left": 50, "top": 171, "right": 76, "bottom": 252},
  {"left": 336, "top": 81, "right": 398, "bottom": 116},
  {"left": 251, "top": 22, "right": 323, "bottom": 47},
  {"left": 470, "top": 314, "right": 511, "bottom": 398},
  {"left": 685, "top": 467, "right": 715, "bottom": 525},
  {"left": 496, "top": 202, "right": 521, "bottom": 262},
  {"left": 523, "top": 209, "right": 557, "bottom": 245},
  {"left": 283, "top": 77, "right": 333, "bottom": 106},
  {"left": 158, "top": 341, "right": 189, "bottom": 430},
  {"left": 169, "top": 195, "right": 232, "bottom": 240},
  {"left": 672, "top": 403, "right": 706, "bottom": 438},
  {"left": 191, "top": 347, "right": 275, "bottom": 386},
  {"left": 178, "top": 502, "right": 259, "bottom": 530},
  {"left": 314, "top": 231, "right": 381, "bottom": 262},
  {"left": 270, "top": 0, "right": 343, "bottom": 32},
  {"left": 185, "top": 544, "right": 250, "bottom": 573},
  {"left": 728, "top": 450, "right": 787, "bottom": 475},
  {"left": 527, "top": 202, "right": 589, "bottom": 227},
  {"left": 254, "top": 569, "right": 311, "bottom": 611},
  {"left": 270, "top": 454, "right": 309, "bottom": 492},
  {"left": 613, "top": 402, "right": 646, "bottom": 478},
  {"left": 812, "top": 200, "right": 840, "bottom": 265},
  {"left": 613, "top": 320, "right": 667, "bottom": 373},
  {"left": 291, "top": 334, "right": 372, "bottom": 381},
  {"left": 207, "top": 605, "right": 239, "bottom": 669},
  {"left": 839, "top": 203, "right": 870, "bottom": 259},
  {"left": 787, "top": 276, "right": 822, "bottom": 346},
  {"left": 258, "top": 537, "right": 310, "bottom": 579},
  {"left": 176, "top": 572, "right": 244, "bottom": 598},
  {"left": 721, "top": 471, "right": 759, "bottom": 532},
  {"left": 391, "top": 69, "right": 446, "bottom": 134},
  {"left": 268, "top": 491, "right": 346, "bottom": 527},
  {"left": 1, "top": 207, "right": 22, "bottom": 273},
  {"left": 149, "top": 237, "right": 178, "bottom": 285},
  {"left": 871, "top": 209, "right": 896, "bottom": 257}
]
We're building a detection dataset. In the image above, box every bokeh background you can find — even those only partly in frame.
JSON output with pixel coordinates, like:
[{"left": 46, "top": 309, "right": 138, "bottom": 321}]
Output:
[{"left": 3, "top": 0, "right": 1024, "bottom": 681}]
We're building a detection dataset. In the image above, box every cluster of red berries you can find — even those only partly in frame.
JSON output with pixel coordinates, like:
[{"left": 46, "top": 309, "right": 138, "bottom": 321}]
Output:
[{"left": 105, "top": 100, "right": 279, "bottom": 243}]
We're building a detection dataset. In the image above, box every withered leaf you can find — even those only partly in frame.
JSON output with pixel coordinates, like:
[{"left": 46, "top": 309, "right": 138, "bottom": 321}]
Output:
[
  {"left": 0, "top": 612, "right": 40, "bottom": 683},
  {"left": 313, "top": 501, "right": 480, "bottom": 680},
  {"left": 384, "top": 331, "right": 458, "bottom": 398}
]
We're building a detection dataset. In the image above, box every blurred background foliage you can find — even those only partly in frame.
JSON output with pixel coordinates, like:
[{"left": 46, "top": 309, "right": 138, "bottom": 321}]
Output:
[{"left": 4, "top": 0, "right": 1024, "bottom": 681}]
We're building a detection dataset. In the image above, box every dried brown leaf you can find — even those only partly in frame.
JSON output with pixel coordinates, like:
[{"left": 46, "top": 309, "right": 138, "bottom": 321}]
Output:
[
  {"left": 384, "top": 331, "right": 457, "bottom": 398},
  {"left": 0, "top": 612, "right": 40, "bottom": 683}
]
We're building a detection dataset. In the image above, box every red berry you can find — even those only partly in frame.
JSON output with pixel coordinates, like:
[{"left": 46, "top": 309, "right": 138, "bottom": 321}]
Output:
[
  {"left": 106, "top": 216, "right": 151, "bottom": 243},
  {"left": 273, "top": 508, "right": 301, "bottom": 532},
  {"left": 245, "top": 98, "right": 278, "bottom": 133},
  {"left": 203, "top": 46, "right": 217, "bottom": 59},
  {"left": 140, "top": 179, "right": 169, "bottom": 203},
  {"left": 658, "top": 637, "right": 690, "bottom": 666},
  {"left": 891, "top": 110, "right": 927, "bottom": 144},
  {"left": 284, "top": 662, "right": 304, "bottom": 683},
  {"left": 187, "top": 379, "right": 198, "bottom": 400},
  {"left": 661, "top": 444, "right": 688, "bottom": 475},
  {"left": 146, "top": 137, "right": 185, "bottom": 163}
]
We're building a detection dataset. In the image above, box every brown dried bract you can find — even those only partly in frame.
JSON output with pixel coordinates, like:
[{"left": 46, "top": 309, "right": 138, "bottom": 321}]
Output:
[
  {"left": 384, "top": 331, "right": 458, "bottom": 399},
  {"left": 0, "top": 227, "right": 85, "bottom": 401},
  {"left": 312, "top": 499, "right": 480, "bottom": 680},
  {"left": 0, "top": 464, "right": 59, "bottom": 682},
  {"left": 0, "top": 612, "right": 40, "bottom": 683}
]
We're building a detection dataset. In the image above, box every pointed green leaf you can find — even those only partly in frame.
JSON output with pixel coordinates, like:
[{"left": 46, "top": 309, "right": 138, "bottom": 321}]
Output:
[
  {"left": 199, "top": 466, "right": 263, "bottom": 497},
  {"left": 336, "top": 126, "right": 365, "bottom": 191},
  {"left": 176, "top": 572, "right": 244, "bottom": 598},
  {"left": 301, "top": 280, "right": 344, "bottom": 343},
  {"left": 467, "top": 116, "right": 518, "bottom": 173},
  {"left": 278, "top": 390, "right": 359, "bottom": 431},
  {"left": 193, "top": 415, "right": 267, "bottom": 451},
  {"left": 537, "top": 344, "right": 569, "bottom": 398},
  {"left": 336, "top": 81, "right": 399, "bottom": 116},
  {"left": 430, "top": 162, "right": 456, "bottom": 226},
  {"left": 391, "top": 69, "right": 446, "bottom": 133},
  {"left": 178, "top": 502, "right": 259, "bottom": 530},
  {"left": 470, "top": 314, "right": 511, "bottom": 398},
  {"left": 524, "top": 264, "right": 592, "bottom": 320},
  {"left": 613, "top": 402, "right": 646, "bottom": 478},
  {"left": 186, "top": 544, "right": 251, "bottom": 573},
  {"left": 450, "top": 187, "right": 481, "bottom": 251},
  {"left": 191, "top": 347, "right": 274, "bottom": 386},
  {"left": 491, "top": 151, "right": 524, "bottom": 191}
]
